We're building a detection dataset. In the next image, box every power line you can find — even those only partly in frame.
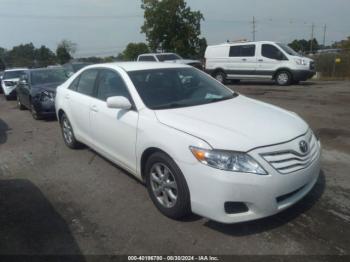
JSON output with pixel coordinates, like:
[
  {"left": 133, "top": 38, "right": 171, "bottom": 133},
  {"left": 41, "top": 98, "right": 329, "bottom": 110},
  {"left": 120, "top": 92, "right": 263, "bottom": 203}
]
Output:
[
  {"left": 310, "top": 23, "right": 315, "bottom": 52},
  {"left": 323, "top": 24, "right": 327, "bottom": 47}
]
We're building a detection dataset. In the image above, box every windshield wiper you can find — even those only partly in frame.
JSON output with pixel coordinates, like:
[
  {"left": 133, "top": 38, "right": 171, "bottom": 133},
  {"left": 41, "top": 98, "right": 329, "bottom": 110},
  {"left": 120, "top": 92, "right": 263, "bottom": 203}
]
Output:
[{"left": 152, "top": 102, "right": 188, "bottom": 110}]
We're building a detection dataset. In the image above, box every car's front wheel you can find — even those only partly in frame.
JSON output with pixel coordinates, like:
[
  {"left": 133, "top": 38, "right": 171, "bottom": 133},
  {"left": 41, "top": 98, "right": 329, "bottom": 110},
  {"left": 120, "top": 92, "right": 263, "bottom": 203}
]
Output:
[
  {"left": 276, "top": 71, "right": 292, "bottom": 86},
  {"left": 30, "top": 103, "right": 42, "bottom": 120},
  {"left": 60, "top": 113, "right": 82, "bottom": 149},
  {"left": 145, "top": 152, "right": 191, "bottom": 220},
  {"left": 17, "top": 96, "right": 25, "bottom": 110}
]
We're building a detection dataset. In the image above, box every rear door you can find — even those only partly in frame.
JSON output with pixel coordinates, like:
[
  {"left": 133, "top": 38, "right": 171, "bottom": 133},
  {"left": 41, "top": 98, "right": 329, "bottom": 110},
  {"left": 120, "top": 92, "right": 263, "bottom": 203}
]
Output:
[
  {"left": 90, "top": 68, "right": 139, "bottom": 173},
  {"left": 227, "top": 44, "right": 257, "bottom": 79},
  {"left": 66, "top": 69, "right": 98, "bottom": 143}
]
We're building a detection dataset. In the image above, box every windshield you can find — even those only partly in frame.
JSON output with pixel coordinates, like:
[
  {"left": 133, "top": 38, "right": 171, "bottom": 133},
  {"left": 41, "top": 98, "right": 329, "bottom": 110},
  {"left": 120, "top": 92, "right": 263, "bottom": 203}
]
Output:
[
  {"left": 156, "top": 54, "right": 181, "bottom": 61},
  {"left": 31, "top": 69, "right": 68, "bottom": 86},
  {"left": 277, "top": 43, "right": 300, "bottom": 56},
  {"left": 128, "top": 68, "right": 235, "bottom": 110},
  {"left": 3, "top": 70, "right": 26, "bottom": 79}
]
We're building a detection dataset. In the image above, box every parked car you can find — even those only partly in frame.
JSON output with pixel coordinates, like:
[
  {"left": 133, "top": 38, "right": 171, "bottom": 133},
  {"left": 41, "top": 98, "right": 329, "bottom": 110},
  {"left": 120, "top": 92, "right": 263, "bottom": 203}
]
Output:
[
  {"left": 137, "top": 53, "right": 203, "bottom": 70},
  {"left": 55, "top": 62, "right": 321, "bottom": 224},
  {"left": 16, "top": 67, "right": 68, "bottom": 120},
  {"left": 1, "top": 68, "right": 28, "bottom": 100},
  {"left": 0, "top": 71, "right": 3, "bottom": 94},
  {"left": 63, "top": 62, "right": 92, "bottom": 77},
  {"left": 205, "top": 41, "right": 316, "bottom": 85}
]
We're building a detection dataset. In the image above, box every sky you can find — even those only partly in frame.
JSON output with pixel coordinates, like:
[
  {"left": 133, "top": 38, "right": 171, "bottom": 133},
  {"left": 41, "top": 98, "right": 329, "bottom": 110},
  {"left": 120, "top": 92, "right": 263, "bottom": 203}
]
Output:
[{"left": 0, "top": 0, "right": 349, "bottom": 57}]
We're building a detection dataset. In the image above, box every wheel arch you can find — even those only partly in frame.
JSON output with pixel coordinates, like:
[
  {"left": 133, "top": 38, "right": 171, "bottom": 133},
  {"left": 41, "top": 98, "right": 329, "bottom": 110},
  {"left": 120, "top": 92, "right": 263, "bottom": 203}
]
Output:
[{"left": 140, "top": 147, "right": 172, "bottom": 182}]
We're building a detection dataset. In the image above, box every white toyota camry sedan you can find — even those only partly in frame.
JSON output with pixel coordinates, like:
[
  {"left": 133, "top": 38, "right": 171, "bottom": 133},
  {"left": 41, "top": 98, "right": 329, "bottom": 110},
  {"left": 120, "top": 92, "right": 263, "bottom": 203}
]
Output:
[{"left": 55, "top": 62, "right": 321, "bottom": 224}]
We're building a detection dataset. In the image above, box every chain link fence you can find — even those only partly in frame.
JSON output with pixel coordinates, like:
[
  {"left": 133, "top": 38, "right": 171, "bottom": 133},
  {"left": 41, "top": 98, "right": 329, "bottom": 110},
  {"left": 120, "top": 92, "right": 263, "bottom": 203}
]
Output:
[{"left": 311, "top": 50, "right": 350, "bottom": 79}]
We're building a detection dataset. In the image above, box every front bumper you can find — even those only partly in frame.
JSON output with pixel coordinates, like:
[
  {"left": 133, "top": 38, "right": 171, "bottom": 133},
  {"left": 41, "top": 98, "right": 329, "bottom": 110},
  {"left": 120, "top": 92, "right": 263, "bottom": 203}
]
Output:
[
  {"left": 179, "top": 135, "right": 321, "bottom": 224},
  {"left": 32, "top": 98, "right": 56, "bottom": 116},
  {"left": 2, "top": 85, "right": 17, "bottom": 97},
  {"left": 292, "top": 70, "right": 316, "bottom": 81}
]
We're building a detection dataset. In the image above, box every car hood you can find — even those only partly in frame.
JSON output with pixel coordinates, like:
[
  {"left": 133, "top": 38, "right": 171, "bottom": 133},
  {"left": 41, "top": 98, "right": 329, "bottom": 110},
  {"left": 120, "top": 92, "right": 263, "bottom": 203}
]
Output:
[
  {"left": 33, "top": 82, "right": 62, "bottom": 93},
  {"left": 3, "top": 78, "right": 19, "bottom": 82},
  {"left": 155, "top": 95, "right": 308, "bottom": 151}
]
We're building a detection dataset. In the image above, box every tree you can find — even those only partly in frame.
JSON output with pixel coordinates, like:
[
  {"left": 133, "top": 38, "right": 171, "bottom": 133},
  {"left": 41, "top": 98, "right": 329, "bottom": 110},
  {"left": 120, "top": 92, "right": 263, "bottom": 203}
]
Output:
[
  {"left": 122, "top": 42, "right": 150, "bottom": 61},
  {"left": 7, "top": 43, "right": 36, "bottom": 67},
  {"left": 0, "top": 47, "right": 6, "bottom": 70},
  {"left": 56, "top": 40, "right": 77, "bottom": 64},
  {"left": 141, "top": 0, "right": 205, "bottom": 58},
  {"left": 288, "top": 38, "right": 320, "bottom": 53},
  {"left": 34, "top": 45, "right": 57, "bottom": 67}
]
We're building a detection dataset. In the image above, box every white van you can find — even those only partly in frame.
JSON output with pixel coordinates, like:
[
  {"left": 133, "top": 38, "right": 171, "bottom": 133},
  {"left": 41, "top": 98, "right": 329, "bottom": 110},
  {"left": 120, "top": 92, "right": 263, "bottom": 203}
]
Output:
[{"left": 205, "top": 41, "right": 315, "bottom": 85}]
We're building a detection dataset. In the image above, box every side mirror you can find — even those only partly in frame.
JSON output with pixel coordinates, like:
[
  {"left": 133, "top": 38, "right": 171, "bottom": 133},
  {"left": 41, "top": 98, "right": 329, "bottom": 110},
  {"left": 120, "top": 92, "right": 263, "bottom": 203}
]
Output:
[{"left": 106, "top": 96, "right": 132, "bottom": 110}]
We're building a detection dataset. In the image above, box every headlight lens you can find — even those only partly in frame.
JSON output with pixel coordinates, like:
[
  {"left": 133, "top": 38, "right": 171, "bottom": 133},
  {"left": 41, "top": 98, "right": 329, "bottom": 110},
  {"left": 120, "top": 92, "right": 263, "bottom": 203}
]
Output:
[
  {"left": 294, "top": 58, "right": 307, "bottom": 65},
  {"left": 40, "top": 90, "right": 55, "bottom": 102},
  {"left": 190, "top": 146, "right": 267, "bottom": 175}
]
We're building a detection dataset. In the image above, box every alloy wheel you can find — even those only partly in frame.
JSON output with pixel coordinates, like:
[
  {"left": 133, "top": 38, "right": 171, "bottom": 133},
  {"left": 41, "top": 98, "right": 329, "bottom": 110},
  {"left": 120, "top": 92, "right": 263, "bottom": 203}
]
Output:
[
  {"left": 62, "top": 117, "right": 74, "bottom": 145},
  {"left": 150, "top": 163, "right": 178, "bottom": 208}
]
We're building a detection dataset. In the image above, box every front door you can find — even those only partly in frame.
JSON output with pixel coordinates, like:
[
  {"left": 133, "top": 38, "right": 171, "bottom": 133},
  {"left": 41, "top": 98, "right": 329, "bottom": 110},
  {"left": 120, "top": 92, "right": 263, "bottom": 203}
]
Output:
[{"left": 90, "top": 68, "right": 138, "bottom": 173}]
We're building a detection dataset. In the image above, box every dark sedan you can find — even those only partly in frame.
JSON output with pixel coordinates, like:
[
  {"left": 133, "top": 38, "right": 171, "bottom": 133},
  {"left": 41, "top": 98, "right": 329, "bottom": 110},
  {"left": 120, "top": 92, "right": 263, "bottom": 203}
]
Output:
[{"left": 16, "top": 67, "right": 68, "bottom": 120}]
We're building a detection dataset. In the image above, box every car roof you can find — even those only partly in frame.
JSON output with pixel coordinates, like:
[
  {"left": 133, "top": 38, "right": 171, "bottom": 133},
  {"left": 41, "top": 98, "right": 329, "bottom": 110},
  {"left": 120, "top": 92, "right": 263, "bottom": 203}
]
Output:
[
  {"left": 4, "top": 68, "right": 28, "bottom": 72},
  {"left": 139, "top": 53, "right": 176, "bottom": 56},
  {"left": 29, "top": 67, "right": 64, "bottom": 72},
  {"left": 208, "top": 41, "right": 280, "bottom": 47},
  {"left": 84, "top": 62, "right": 190, "bottom": 72}
]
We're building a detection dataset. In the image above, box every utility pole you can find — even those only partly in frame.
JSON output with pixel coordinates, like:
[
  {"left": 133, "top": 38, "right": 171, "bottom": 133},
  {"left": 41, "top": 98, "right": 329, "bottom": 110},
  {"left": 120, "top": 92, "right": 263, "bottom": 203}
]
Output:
[
  {"left": 310, "top": 23, "right": 315, "bottom": 53},
  {"left": 252, "top": 16, "right": 256, "bottom": 41},
  {"left": 323, "top": 24, "right": 327, "bottom": 48}
]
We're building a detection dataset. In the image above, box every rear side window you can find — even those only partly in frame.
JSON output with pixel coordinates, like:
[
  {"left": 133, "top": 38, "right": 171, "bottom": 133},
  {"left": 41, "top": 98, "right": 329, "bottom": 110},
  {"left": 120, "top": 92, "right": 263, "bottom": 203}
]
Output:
[
  {"left": 68, "top": 76, "right": 80, "bottom": 91},
  {"left": 139, "top": 56, "right": 156, "bottom": 62},
  {"left": 96, "top": 69, "right": 131, "bottom": 101},
  {"left": 262, "top": 44, "right": 287, "bottom": 60},
  {"left": 229, "top": 45, "right": 255, "bottom": 57},
  {"left": 76, "top": 69, "right": 98, "bottom": 96}
]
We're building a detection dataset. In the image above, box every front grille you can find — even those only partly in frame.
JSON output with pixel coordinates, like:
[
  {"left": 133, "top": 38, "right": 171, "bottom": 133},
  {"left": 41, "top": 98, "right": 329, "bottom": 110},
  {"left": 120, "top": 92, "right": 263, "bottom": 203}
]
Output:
[{"left": 261, "top": 131, "right": 319, "bottom": 174}]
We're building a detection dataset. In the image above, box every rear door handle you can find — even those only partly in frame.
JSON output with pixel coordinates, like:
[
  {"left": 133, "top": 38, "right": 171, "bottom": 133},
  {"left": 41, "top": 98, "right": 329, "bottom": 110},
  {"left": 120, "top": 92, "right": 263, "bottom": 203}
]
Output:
[
  {"left": 90, "top": 105, "right": 98, "bottom": 112},
  {"left": 64, "top": 94, "right": 70, "bottom": 99},
  {"left": 242, "top": 58, "right": 247, "bottom": 61},
  {"left": 258, "top": 59, "right": 264, "bottom": 62}
]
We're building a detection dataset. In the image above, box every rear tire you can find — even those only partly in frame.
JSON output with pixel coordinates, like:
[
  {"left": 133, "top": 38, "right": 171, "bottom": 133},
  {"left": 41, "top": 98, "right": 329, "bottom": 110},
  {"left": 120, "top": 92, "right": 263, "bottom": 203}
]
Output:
[
  {"left": 275, "top": 71, "right": 292, "bottom": 86},
  {"left": 213, "top": 71, "right": 226, "bottom": 84},
  {"left": 145, "top": 152, "right": 191, "bottom": 220},
  {"left": 60, "top": 113, "right": 82, "bottom": 149}
]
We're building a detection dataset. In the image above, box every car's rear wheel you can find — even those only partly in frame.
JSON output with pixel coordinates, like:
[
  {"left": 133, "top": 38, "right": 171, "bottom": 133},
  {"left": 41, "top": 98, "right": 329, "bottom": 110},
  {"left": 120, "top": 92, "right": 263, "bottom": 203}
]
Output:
[
  {"left": 145, "top": 152, "right": 191, "bottom": 220},
  {"left": 17, "top": 96, "right": 25, "bottom": 110},
  {"left": 213, "top": 71, "right": 226, "bottom": 84},
  {"left": 60, "top": 113, "right": 82, "bottom": 149},
  {"left": 276, "top": 71, "right": 292, "bottom": 86}
]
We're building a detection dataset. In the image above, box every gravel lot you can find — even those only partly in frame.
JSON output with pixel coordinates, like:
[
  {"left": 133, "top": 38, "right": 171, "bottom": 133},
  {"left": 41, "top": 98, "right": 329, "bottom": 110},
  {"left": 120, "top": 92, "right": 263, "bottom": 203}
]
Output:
[{"left": 0, "top": 80, "right": 349, "bottom": 257}]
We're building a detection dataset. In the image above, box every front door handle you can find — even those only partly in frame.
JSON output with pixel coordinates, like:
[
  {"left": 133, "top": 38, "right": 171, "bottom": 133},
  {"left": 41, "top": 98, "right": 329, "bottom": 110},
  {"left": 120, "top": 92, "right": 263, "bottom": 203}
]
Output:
[
  {"left": 64, "top": 94, "right": 70, "bottom": 100},
  {"left": 258, "top": 59, "right": 264, "bottom": 62},
  {"left": 242, "top": 58, "right": 247, "bottom": 61},
  {"left": 90, "top": 105, "right": 98, "bottom": 112}
]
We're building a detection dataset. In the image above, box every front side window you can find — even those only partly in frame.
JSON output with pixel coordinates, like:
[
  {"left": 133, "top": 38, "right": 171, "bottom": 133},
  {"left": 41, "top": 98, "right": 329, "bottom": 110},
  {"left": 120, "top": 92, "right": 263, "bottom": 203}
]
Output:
[
  {"left": 139, "top": 56, "right": 157, "bottom": 62},
  {"left": 96, "top": 69, "right": 130, "bottom": 101},
  {"left": 229, "top": 45, "right": 255, "bottom": 57},
  {"left": 76, "top": 69, "right": 98, "bottom": 96},
  {"left": 128, "top": 68, "right": 235, "bottom": 110},
  {"left": 262, "top": 44, "right": 287, "bottom": 60}
]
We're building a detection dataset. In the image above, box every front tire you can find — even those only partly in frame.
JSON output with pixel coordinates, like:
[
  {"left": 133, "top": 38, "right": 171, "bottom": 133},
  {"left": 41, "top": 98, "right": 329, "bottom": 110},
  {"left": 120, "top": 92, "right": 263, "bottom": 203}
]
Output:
[
  {"left": 145, "top": 152, "right": 191, "bottom": 220},
  {"left": 60, "top": 113, "right": 82, "bottom": 149},
  {"left": 30, "top": 103, "right": 42, "bottom": 120},
  {"left": 275, "top": 71, "right": 292, "bottom": 86},
  {"left": 17, "top": 96, "right": 25, "bottom": 110}
]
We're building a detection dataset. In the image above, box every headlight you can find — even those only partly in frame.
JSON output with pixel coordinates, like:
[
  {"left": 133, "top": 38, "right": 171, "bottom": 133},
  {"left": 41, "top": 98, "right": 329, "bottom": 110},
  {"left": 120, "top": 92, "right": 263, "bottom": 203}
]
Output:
[
  {"left": 294, "top": 58, "right": 307, "bottom": 65},
  {"left": 189, "top": 146, "right": 267, "bottom": 175},
  {"left": 40, "top": 90, "right": 55, "bottom": 102}
]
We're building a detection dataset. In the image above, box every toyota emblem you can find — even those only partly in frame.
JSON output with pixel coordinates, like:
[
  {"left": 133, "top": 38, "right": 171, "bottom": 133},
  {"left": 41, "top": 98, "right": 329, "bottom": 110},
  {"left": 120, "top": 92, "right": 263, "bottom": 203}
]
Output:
[{"left": 299, "top": 140, "right": 309, "bottom": 154}]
